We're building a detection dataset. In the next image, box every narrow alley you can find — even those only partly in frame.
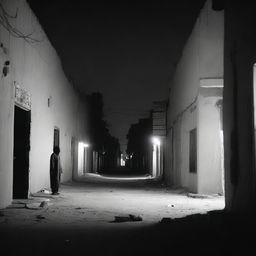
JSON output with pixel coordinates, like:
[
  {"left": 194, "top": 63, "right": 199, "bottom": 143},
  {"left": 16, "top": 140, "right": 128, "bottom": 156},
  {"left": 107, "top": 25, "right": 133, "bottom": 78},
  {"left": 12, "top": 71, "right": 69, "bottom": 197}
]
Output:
[
  {"left": 2, "top": 0, "right": 256, "bottom": 255},
  {"left": 0, "top": 173, "right": 224, "bottom": 226},
  {"left": 0, "top": 173, "right": 254, "bottom": 255},
  {"left": 0, "top": 173, "right": 227, "bottom": 255}
]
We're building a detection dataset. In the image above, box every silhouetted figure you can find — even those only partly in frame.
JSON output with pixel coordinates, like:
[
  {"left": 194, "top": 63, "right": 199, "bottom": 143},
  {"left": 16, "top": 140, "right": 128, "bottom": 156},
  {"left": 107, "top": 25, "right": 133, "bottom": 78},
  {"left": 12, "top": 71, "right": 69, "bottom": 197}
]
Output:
[{"left": 50, "top": 146, "right": 62, "bottom": 195}]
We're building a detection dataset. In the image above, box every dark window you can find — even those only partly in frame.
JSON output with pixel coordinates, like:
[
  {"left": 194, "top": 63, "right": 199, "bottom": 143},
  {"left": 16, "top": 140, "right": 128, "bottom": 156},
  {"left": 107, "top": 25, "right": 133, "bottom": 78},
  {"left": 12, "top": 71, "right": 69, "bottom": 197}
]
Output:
[
  {"left": 53, "top": 127, "right": 60, "bottom": 148},
  {"left": 189, "top": 128, "right": 197, "bottom": 173}
]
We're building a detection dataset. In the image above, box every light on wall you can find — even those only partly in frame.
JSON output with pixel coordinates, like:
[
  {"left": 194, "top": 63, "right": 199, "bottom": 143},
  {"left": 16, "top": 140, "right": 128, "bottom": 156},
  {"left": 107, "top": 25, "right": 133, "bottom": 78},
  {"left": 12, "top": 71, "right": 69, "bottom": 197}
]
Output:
[
  {"left": 78, "top": 142, "right": 90, "bottom": 175},
  {"left": 152, "top": 136, "right": 161, "bottom": 146},
  {"left": 120, "top": 153, "right": 125, "bottom": 166},
  {"left": 79, "top": 142, "right": 89, "bottom": 148}
]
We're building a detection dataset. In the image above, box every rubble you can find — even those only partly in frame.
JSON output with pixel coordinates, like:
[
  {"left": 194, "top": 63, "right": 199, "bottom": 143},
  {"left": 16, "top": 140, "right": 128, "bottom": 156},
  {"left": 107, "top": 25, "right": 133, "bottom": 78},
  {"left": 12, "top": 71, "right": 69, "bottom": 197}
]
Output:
[
  {"left": 36, "top": 215, "right": 45, "bottom": 220},
  {"left": 31, "top": 189, "right": 54, "bottom": 198},
  {"left": 110, "top": 214, "right": 143, "bottom": 223},
  {"left": 187, "top": 193, "right": 220, "bottom": 199}
]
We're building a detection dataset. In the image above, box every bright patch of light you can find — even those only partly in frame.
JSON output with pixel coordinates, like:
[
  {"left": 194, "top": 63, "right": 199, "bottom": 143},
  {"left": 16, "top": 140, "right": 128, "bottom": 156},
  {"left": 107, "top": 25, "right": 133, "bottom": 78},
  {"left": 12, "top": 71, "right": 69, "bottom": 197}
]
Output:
[
  {"left": 152, "top": 136, "right": 160, "bottom": 146},
  {"left": 121, "top": 154, "right": 125, "bottom": 166},
  {"left": 85, "top": 173, "right": 154, "bottom": 181},
  {"left": 78, "top": 142, "right": 90, "bottom": 175},
  {"left": 79, "top": 142, "right": 89, "bottom": 148}
]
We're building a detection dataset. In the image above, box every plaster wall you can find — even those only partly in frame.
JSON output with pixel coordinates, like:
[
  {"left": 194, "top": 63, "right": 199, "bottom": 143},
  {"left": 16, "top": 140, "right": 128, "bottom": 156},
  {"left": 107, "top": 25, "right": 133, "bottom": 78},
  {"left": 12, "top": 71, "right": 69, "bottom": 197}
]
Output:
[
  {"left": 165, "top": 0, "right": 224, "bottom": 193},
  {"left": 197, "top": 86, "right": 223, "bottom": 194},
  {"left": 0, "top": 0, "right": 89, "bottom": 208},
  {"left": 179, "top": 105, "right": 197, "bottom": 192}
]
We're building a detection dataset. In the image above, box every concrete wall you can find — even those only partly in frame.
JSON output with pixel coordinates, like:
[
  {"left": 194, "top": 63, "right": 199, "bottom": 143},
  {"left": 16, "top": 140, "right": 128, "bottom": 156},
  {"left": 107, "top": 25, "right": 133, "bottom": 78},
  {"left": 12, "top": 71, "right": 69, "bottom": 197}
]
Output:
[
  {"left": 197, "top": 85, "right": 223, "bottom": 194},
  {"left": 165, "top": 0, "right": 224, "bottom": 193},
  {"left": 0, "top": 0, "right": 89, "bottom": 208},
  {"left": 223, "top": 2, "right": 256, "bottom": 212}
]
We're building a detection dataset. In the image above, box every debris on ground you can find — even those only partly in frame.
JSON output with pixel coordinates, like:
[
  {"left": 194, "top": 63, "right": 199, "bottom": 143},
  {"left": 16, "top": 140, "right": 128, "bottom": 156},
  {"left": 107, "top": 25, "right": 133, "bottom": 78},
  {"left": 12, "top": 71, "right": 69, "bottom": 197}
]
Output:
[
  {"left": 24, "top": 199, "right": 51, "bottom": 210},
  {"left": 75, "top": 207, "right": 86, "bottom": 210},
  {"left": 36, "top": 215, "right": 45, "bottom": 220},
  {"left": 187, "top": 193, "right": 219, "bottom": 199},
  {"left": 39, "top": 200, "right": 50, "bottom": 208},
  {"left": 6, "top": 198, "right": 52, "bottom": 210},
  {"left": 39, "top": 189, "right": 51, "bottom": 194},
  {"left": 25, "top": 203, "right": 41, "bottom": 210},
  {"left": 110, "top": 214, "right": 143, "bottom": 223},
  {"left": 31, "top": 189, "right": 54, "bottom": 198},
  {"left": 160, "top": 217, "right": 173, "bottom": 224},
  {"left": 168, "top": 204, "right": 175, "bottom": 208}
]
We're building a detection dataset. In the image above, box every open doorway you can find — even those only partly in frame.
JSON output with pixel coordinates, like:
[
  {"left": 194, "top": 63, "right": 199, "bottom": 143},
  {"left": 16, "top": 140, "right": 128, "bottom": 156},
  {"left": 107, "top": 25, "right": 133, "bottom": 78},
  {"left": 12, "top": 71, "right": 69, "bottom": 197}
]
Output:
[
  {"left": 13, "top": 106, "right": 31, "bottom": 199},
  {"left": 78, "top": 142, "right": 89, "bottom": 176}
]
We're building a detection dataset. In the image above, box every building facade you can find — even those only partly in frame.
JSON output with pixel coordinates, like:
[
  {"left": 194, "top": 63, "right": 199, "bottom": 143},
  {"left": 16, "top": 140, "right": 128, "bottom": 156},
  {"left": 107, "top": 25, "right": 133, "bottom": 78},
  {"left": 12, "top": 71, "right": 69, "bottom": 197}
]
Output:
[
  {"left": 0, "top": 0, "right": 89, "bottom": 208},
  {"left": 165, "top": 0, "right": 224, "bottom": 194}
]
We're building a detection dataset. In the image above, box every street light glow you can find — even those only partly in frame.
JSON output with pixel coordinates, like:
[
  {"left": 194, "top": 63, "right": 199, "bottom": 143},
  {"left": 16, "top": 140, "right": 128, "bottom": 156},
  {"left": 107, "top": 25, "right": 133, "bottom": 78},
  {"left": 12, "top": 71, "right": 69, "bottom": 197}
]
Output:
[
  {"left": 79, "top": 142, "right": 89, "bottom": 148},
  {"left": 152, "top": 136, "right": 160, "bottom": 146}
]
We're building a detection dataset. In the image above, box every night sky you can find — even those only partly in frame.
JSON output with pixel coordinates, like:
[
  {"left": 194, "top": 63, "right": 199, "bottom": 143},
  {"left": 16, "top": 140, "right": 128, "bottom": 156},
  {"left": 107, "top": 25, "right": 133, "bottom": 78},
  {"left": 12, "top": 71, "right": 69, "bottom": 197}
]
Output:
[{"left": 28, "top": 0, "right": 205, "bottom": 151}]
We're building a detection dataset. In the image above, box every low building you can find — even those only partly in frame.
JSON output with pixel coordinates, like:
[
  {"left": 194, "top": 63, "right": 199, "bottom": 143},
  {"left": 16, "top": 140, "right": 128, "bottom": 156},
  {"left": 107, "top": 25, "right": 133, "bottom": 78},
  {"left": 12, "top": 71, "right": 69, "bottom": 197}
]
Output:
[
  {"left": 0, "top": 0, "right": 89, "bottom": 208},
  {"left": 165, "top": 0, "right": 224, "bottom": 194}
]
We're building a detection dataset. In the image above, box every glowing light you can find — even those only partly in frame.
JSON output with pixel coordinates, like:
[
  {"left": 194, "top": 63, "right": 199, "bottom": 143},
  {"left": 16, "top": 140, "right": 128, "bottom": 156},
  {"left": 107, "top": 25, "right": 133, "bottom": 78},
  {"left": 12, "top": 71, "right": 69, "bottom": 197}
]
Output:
[
  {"left": 152, "top": 136, "right": 160, "bottom": 146},
  {"left": 78, "top": 142, "right": 90, "bottom": 175},
  {"left": 79, "top": 142, "right": 89, "bottom": 148},
  {"left": 120, "top": 153, "right": 126, "bottom": 166}
]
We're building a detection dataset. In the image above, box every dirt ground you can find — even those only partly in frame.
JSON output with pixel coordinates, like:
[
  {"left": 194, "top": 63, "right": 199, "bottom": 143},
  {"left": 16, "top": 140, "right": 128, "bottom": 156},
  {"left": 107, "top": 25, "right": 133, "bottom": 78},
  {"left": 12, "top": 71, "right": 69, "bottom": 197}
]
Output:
[{"left": 0, "top": 174, "right": 254, "bottom": 255}]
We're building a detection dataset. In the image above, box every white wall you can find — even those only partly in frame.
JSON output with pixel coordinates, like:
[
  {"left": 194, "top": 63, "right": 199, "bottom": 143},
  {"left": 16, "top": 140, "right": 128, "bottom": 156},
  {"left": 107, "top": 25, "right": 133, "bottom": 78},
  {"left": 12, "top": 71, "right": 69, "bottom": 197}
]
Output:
[
  {"left": 0, "top": 0, "right": 89, "bottom": 208},
  {"left": 0, "top": 25, "right": 13, "bottom": 207},
  {"left": 197, "top": 85, "right": 223, "bottom": 194},
  {"left": 165, "top": 0, "right": 224, "bottom": 193}
]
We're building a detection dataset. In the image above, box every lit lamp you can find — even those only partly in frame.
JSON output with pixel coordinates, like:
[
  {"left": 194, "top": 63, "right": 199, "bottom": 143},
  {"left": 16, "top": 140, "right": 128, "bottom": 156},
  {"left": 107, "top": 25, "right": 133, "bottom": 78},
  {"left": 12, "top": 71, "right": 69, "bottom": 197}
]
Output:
[{"left": 152, "top": 136, "right": 160, "bottom": 146}]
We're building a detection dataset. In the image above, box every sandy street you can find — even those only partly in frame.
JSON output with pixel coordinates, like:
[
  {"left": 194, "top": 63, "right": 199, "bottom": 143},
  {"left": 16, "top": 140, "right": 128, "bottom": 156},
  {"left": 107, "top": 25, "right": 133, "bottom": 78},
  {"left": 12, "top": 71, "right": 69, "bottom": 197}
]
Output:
[
  {"left": 0, "top": 174, "right": 224, "bottom": 227},
  {"left": 0, "top": 174, "right": 229, "bottom": 255}
]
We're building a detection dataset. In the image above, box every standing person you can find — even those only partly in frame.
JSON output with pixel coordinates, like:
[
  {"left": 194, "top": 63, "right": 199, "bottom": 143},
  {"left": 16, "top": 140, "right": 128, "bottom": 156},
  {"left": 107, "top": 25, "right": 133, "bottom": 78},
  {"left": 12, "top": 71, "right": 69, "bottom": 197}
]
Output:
[{"left": 50, "top": 146, "right": 62, "bottom": 195}]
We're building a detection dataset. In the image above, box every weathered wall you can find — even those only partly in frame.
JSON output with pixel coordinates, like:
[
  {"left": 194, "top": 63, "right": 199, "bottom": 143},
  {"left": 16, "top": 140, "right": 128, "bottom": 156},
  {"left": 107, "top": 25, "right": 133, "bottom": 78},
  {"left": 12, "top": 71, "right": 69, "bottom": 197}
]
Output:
[
  {"left": 224, "top": 2, "right": 256, "bottom": 212},
  {"left": 0, "top": 0, "right": 89, "bottom": 208},
  {"left": 165, "top": 0, "right": 224, "bottom": 193},
  {"left": 197, "top": 85, "right": 223, "bottom": 194}
]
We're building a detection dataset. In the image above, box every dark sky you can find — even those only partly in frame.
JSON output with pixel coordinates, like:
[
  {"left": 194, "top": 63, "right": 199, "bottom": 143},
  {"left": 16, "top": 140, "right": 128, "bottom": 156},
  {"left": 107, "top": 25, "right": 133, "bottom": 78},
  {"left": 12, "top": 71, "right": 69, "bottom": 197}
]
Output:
[{"left": 28, "top": 0, "right": 205, "bottom": 151}]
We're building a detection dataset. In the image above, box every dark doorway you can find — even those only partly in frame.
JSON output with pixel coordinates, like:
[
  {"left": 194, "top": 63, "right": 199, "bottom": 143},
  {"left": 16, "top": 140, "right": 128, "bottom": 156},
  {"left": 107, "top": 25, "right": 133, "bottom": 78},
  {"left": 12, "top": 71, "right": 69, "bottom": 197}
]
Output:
[
  {"left": 189, "top": 128, "right": 197, "bottom": 174},
  {"left": 13, "top": 106, "right": 31, "bottom": 199}
]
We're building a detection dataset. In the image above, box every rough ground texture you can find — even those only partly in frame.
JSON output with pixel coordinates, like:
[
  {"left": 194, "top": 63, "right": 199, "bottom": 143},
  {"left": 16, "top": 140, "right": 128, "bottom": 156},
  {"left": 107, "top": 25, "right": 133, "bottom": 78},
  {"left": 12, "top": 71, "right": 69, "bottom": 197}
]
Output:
[{"left": 0, "top": 174, "right": 254, "bottom": 255}]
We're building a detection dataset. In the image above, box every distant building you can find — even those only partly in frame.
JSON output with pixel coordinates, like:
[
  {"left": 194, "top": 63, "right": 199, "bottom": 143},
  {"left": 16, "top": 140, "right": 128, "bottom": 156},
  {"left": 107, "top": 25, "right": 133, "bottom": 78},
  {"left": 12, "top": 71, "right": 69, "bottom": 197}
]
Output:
[
  {"left": 0, "top": 0, "right": 89, "bottom": 208},
  {"left": 126, "top": 117, "right": 152, "bottom": 173},
  {"left": 165, "top": 0, "right": 224, "bottom": 194},
  {"left": 151, "top": 100, "right": 167, "bottom": 178},
  {"left": 86, "top": 92, "right": 121, "bottom": 173}
]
